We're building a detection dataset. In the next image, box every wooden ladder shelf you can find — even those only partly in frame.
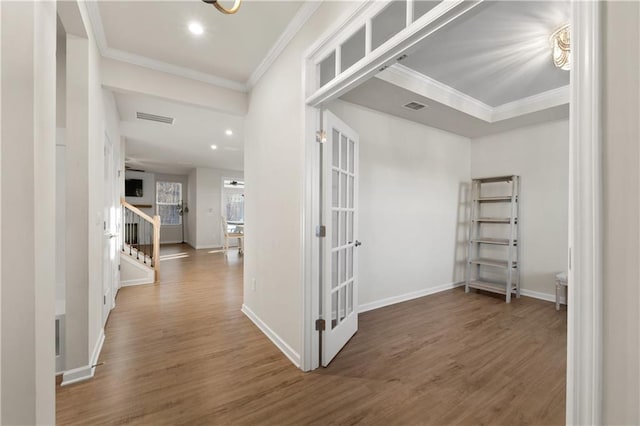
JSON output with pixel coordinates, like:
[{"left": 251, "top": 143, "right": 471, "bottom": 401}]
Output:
[{"left": 465, "top": 175, "right": 520, "bottom": 303}]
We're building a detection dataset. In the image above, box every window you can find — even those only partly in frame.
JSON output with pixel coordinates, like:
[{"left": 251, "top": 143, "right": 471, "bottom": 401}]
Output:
[
  {"left": 222, "top": 179, "right": 244, "bottom": 224},
  {"left": 156, "top": 181, "right": 182, "bottom": 225}
]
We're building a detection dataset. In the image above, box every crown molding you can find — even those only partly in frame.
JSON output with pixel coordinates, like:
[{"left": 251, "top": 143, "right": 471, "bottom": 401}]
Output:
[
  {"left": 84, "top": 0, "right": 108, "bottom": 53},
  {"left": 84, "top": 0, "right": 326, "bottom": 94},
  {"left": 247, "top": 0, "right": 323, "bottom": 88},
  {"left": 102, "top": 47, "right": 249, "bottom": 92},
  {"left": 491, "top": 85, "right": 570, "bottom": 122},
  {"left": 380, "top": 63, "right": 494, "bottom": 121},
  {"left": 84, "top": 0, "right": 249, "bottom": 93},
  {"left": 379, "top": 63, "right": 570, "bottom": 124}
]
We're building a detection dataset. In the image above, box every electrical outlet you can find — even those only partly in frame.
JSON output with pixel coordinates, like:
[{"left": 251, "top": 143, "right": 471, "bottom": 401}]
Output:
[{"left": 251, "top": 278, "right": 256, "bottom": 291}]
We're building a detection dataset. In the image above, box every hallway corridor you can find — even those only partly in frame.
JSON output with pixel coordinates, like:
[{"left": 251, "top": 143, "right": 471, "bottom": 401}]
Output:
[{"left": 56, "top": 245, "right": 566, "bottom": 425}]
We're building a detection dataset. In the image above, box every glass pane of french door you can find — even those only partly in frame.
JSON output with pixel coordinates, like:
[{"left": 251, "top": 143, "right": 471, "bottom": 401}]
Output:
[{"left": 330, "top": 127, "right": 357, "bottom": 330}]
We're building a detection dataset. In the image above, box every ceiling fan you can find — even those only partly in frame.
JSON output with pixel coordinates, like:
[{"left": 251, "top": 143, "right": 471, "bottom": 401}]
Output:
[{"left": 201, "top": 0, "right": 242, "bottom": 15}]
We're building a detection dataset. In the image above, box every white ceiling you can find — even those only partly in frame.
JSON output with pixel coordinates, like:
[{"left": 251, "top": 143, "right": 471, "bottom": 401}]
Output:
[
  {"left": 340, "top": 77, "right": 569, "bottom": 138},
  {"left": 115, "top": 92, "right": 244, "bottom": 175},
  {"left": 97, "top": 0, "right": 304, "bottom": 84},
  {"left": 401, "top": 1, "right": 570, "bottom": 107},
  {"left": 339, "top": 0, "right": 571, "bottom": 136},
  {"left": 106, "top": 0, "right": 570, "bottom": 172}
]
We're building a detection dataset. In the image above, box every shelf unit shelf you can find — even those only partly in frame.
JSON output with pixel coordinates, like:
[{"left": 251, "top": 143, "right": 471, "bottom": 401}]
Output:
[
  {"left": 470, "top": 238, "right": 516, "bottom": 246},
  {"left": 468, "top": 280, "right": 517, "bottom": 295},
  {"left": 473, "top": 217, "right": 517, "bottom": 224},
  {"left": 469, "top": 258, "right": 517, "bottom": 269},
  {"left": 465, "top": 175, "right": 520, "bottom": 303},
  {"left": 476, "top": 196, "right": 515, "bottom": 203}
]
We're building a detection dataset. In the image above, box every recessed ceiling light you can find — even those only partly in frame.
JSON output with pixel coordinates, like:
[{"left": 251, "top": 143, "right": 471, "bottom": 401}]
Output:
[
  {"left": 188, "top": 22, "right": 204, "bottom": 35},
  {"left": 225, "top": 129, "right": 233, "bottom": 136},
  {"left": 210, "top": 144, "right": 218, "bottom": 150}
]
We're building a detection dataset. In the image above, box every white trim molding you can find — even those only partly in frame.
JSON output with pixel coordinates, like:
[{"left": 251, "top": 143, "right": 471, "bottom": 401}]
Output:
[
  {"left": 567, "top": 1, "right": 603, "bottom": 424},
  {"left": 378, "top": 64, "right": 570, "bottom": 124},
  {"left": 248, "top": 1, "right": 323, "bottom": 87},
  {"left": 61, "top": 329, "right": 105, "bottom": 386},
  {"left": 492, "top": 85, "right": 570, "bottom": 122},
  {"left": 358, "top": 282, "right": 465, "bottom": 313},
  {"left": 520, "top": 288, "right": 566, "bottom": 306},
  {"left": 356, "top": 283, "right": 565, "bottom": 315},
  {"left": 120, "top": 277, "right": 154, "bottom": 287},
  {"left": 84, "top": 1, "right": 248, "bottom": 93},
  {"left": 84, "top": 0, "right": 326, "bottom": 93},
  {"left": 103, "top": 48, "right": 248, "bottom": 93},
  {"left": 241, "top": 304, "right": 301, "bottom": 368},
  {"left": 378, "top": 64, "right": 494, "bottom": 122},
  {"left": 305, "top": 0, "right": 483, "bottom": 106}
]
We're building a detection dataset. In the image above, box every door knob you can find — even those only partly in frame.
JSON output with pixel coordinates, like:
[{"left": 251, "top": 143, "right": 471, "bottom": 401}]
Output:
[{"left": 354, "top": 240, "right": 362, "bottom": 247}]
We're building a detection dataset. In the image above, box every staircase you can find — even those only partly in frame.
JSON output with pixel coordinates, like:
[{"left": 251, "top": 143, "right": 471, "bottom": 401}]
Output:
[
  {"left": 121, "top": 198, "right": 161, "bottom": 283},
  {"left": 465, "top": 175, "right": 520, "bottom": 303}
]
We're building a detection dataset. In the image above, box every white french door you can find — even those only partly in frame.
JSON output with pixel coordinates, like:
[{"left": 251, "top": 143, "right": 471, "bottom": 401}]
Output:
[
  {"left": 321, "top": 110, "right": 360, "bottom": 366},
  {"left": 102, "top": 133, "right": 118, "bottom": 325}
]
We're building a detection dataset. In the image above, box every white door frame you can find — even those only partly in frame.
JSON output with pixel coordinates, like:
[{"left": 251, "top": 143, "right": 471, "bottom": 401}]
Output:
[
  {"left": 300, "top": 1, "right": 603, "bottom": 423},
  {"left": 102, "top": 131, "right": 117, "bottom": 325},
  {"left": 565, "top": 1, "right": 602, "bottom": 423}
]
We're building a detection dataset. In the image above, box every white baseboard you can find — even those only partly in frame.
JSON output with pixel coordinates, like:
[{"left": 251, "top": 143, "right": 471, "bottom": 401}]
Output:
[
  {"left": 120, "top": 277, "right": 154, "bottom": 287},
  {"left": 520, "top": 288, "right": 566, "bottom": 305},
  {"left": 195, "top": 244, "right": 223, "bottom": 250},
  {"left": 160, "top": 240, "right": 185, "bottom": 245},
  {"left": 241, "top": 304, "right": 301, "bottom": 368},
  {"left": 61, "top": 328, "right": 105, "bottom": 386},
  {"left": 358, "top": 281, "right": 465, "bottom": 313}
]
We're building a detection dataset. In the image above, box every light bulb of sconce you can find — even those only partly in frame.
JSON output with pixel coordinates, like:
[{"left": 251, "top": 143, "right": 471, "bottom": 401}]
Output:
[{"left": 551, "top": 24, "right": 571, "bottom": 71}]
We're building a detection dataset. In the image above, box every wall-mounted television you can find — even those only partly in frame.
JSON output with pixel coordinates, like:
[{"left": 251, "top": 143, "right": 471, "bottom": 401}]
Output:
[{"left": 125, "top": 179, "right": 143, "bottom": 197}]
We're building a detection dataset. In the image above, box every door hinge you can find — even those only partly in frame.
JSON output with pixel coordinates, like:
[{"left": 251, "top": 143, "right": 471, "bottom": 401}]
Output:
[
  {"left": 315, "top": 319, "right": 325, "bottom": 331},
  {"left": 118, "top": 264, "right": 121, "bottom": 271},
  {"left": 316, "top": 130, "right": 327, "bottom": 144},
  {"left": 103, "top": 295, "right": 106, "bottom": 305},
  {"left": 316, "top": 225, "right": 326, "bottom": 237}
]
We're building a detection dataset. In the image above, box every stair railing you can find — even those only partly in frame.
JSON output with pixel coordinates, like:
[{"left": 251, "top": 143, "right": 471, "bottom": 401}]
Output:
[{"left": 121, "top": 198, "right": 161, "bottom": 281}]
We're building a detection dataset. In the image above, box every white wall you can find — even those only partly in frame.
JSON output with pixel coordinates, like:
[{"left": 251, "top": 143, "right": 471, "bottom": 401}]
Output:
[
  {"left": 328, "top": 101, "right": 470, "bottom": 308},
  {"left": 244, "top": 1, "right": 362, "bottom": 366},
  {"left": 470, "top": 120, "right": 569, "bottom": 298},
  {"left": 56, "top": 16, "right": 66, "bottom": 129},
  {"left": 191, "top": 167, "right": 243, "bottom": 249},
  {"left": 187, "top": 168, "right": 198, "bottom": 246},
  {"left": 56, "top": 133, "right": 66, "bottom": 316},
  {"left": 602, "top": 2, "right": 640, "bottom": 423},
  {"left": 63, "top": 0, "right": 119, "bottom": 385},
  {"left": 0, "top": 1, "right": 57, "bottom": 423},
  {"left": 56, "top": 16, "right": 67, "bottom": 318},
  {"left": 101, "top": 57, "right": 248, "bottom": 116}
]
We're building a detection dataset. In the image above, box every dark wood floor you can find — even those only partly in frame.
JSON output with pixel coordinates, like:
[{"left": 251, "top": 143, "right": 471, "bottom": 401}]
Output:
[{"left": 56, "top": 244, "right": 566, "bottom": 425}]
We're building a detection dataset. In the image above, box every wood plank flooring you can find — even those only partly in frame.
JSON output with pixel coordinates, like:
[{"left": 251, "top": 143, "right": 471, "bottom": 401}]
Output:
[{"left": 56, "top": 244, "right": 566, "bottom": 425}]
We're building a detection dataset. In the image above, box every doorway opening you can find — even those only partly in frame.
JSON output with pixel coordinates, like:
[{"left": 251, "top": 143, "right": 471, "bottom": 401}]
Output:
[{"left": 302, "top": 0, "right": 602, "bottom": 423}]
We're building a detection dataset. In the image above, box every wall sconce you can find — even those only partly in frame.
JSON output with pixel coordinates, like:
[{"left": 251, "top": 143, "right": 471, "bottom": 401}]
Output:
[{"left": 551, "top": 24, "right": 571, "bottom": 71}]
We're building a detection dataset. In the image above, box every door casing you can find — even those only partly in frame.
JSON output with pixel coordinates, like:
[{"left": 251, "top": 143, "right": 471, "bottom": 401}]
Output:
[{"left": 300, "top": 1, "right": 604, "bottom": 424}]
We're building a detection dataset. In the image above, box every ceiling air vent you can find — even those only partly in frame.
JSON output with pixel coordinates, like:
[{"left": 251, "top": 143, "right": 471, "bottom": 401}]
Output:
[
  {"left": 403, "top": 101, "right": 427, "bottom": 111},
  {"left": 136, "top": 112, "right": 174, "bottom": 125}
]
